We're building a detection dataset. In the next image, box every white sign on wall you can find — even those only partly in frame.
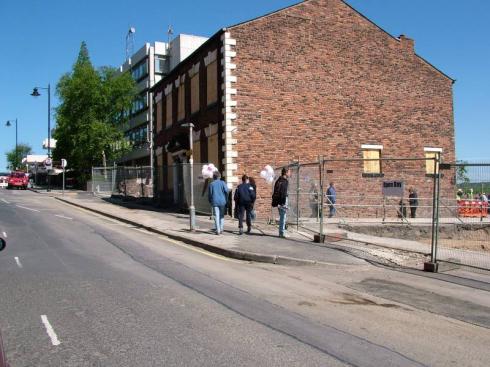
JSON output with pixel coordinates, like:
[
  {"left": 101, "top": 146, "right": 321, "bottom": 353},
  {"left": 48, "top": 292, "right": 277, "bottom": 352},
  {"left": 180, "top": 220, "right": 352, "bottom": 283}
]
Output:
[{"left": 382, "top": 181, "right": 404, "bottom": 197}]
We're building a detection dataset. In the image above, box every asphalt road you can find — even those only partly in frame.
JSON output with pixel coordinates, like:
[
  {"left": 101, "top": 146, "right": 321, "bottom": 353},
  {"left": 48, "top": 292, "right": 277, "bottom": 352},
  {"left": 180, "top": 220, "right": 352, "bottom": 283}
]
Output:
[{"left": 0, "top": 189, "right": 488, "bottom": 367}]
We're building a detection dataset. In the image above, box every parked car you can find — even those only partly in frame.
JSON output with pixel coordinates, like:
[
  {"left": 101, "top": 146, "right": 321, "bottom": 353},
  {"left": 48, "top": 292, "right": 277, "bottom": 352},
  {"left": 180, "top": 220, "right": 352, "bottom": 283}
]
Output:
[{"left": 7, "top": 172, "right": 28, "bottom": 190}]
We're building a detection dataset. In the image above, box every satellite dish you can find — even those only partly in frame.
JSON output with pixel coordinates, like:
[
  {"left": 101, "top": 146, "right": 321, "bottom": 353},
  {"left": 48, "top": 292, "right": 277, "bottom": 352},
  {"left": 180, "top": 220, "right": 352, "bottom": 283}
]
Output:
[{"left": 129, "top": 27, "right": 136, "bottom": 34}]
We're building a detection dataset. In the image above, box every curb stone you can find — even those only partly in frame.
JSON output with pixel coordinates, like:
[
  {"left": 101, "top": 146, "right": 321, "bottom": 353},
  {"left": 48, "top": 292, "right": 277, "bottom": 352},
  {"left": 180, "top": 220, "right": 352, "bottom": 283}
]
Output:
[{"left": 55, "top": 197, "right": 317, "bottom": 266}]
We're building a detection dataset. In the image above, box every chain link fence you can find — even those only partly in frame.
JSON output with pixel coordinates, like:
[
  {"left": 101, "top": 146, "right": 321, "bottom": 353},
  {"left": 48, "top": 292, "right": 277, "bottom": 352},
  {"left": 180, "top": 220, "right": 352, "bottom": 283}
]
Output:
[{"left": 91, "top": 166, "right": 153, "bottom": 198}]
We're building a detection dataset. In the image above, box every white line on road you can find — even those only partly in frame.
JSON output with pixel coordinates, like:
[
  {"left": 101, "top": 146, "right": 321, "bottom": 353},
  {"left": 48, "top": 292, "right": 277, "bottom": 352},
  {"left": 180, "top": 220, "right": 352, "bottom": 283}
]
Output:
[
  {"left": 2, "top": 231, "right": 6, "bottom": 238},
  {"left": 41, "top": 315, "right": 61, "bottom": 346},
  {"left": 55, "top": 214, "right": 73, "bottom": 220},
  {"left": 16, "top": 205, "right": 40, "bottom": 212},
  {"left": 1, "top": 199, "right": 10, "bottom": 204},
  {"left": 14, "top": 257, "right": 23, "bottom": 268}
]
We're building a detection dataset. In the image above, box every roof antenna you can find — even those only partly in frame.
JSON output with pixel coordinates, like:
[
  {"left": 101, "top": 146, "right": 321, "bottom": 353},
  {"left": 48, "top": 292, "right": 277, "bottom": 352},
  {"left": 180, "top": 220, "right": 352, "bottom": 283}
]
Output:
[
  {"left": 126, "top": 27, "right": 136, "bottom": 60},
  {"left": 167, "top": 25, "right": 174, "bottom": 52}
]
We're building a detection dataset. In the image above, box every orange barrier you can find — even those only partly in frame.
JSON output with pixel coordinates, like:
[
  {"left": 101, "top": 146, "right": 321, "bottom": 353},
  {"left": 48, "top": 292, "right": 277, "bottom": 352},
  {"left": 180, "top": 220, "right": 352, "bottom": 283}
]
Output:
[{"left": 457, "top": 200, "right": 488, "bottom": 218}]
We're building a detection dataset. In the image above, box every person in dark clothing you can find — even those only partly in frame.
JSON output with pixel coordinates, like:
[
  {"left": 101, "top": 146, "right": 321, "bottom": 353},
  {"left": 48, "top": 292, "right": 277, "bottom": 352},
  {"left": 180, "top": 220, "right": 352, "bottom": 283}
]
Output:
[
  {"left": 326, "top": 182, "right": 337, "bottom": 218},
  {"left": 408, "top": 187, "right": 418, "bottom": 218},
  {"left": 272, "top": 168, "right": 289, "bottom": 237},
  {"left": 234, "top": 175, "right": 256, "bottom": 234}
]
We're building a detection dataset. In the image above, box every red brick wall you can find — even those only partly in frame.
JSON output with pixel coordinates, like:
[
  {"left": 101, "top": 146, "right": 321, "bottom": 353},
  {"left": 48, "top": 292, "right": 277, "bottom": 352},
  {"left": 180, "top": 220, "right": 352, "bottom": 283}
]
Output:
[{"left": 228, "top": 0, "right": 455, "bottom": 218}]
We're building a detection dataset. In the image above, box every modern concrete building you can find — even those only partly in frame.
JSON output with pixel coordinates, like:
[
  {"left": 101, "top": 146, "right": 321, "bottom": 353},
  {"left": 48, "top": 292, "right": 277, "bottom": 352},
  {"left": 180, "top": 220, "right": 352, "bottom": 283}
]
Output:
[{"left": 118, "top": 35, "right": 208, "bottom": 170}]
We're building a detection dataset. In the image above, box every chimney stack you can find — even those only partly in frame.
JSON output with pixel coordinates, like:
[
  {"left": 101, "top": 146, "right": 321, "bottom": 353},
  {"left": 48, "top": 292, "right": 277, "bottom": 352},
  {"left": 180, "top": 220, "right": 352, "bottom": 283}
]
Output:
[{"left": 398, "top": 34, "right": 415, "bottom": 53}]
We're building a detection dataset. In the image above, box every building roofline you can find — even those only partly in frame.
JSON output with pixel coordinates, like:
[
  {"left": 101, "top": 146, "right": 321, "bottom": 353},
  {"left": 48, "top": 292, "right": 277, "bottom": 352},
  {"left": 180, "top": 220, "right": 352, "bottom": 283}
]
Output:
[
  {"left": 226, "top": 0, "right": 455, "bottom": 83},
  {"left": 151, "top": 30, "right": 224, "bottom": 92}
]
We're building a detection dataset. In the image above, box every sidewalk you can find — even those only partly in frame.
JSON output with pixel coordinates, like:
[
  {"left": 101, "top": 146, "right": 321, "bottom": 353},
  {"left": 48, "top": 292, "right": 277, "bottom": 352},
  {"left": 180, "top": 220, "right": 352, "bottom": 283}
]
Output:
[{"left": 53, "top": 194, "right": 366, "bottom": 266}]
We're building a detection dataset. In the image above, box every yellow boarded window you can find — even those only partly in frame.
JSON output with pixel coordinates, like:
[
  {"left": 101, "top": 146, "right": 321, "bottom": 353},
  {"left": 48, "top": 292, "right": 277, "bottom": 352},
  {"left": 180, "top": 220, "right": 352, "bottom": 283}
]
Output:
[
  {"left": 165, "top": 95, "right": 172, "bottom": 128},
  {"left": 191, "top": 73, "right": 200, "bottom": 114},
  {"left": 156, "top": 101, "right": 162, "bottom": 133},
  {"left": 178, "top": 84, "right": 185, "bottom": 121},
  {"left": 425, "top": 152, "right": 440, "bottom": 174},
  {"left": 157, "top": 154, "right": 164, "bottom": 191},
  {"left": 363, "top": 149, "right": 381, "bottom": 174},
  {"left": 206, "top": 61, "right": 218, "bottom": 105},
  {"left": 208, "top": 134, "right": 219, "bottom": 167}
]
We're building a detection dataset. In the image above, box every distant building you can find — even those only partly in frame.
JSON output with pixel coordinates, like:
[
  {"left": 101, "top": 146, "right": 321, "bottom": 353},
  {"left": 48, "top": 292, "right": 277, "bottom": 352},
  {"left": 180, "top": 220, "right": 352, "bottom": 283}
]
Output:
[
  {"left": 151, "top": 0, "right": 455, "bottom": 214},
  {"left": 118, "top": 35, "right": 208, "bottom": 168}
]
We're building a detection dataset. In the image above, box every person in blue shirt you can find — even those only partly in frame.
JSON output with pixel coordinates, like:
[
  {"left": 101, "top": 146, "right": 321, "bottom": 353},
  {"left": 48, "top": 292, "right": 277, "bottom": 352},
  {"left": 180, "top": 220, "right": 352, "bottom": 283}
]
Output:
[
  {"left": 208, "top": 171, "right": 229, "bottom": 235},
  {"left": 326, "top": 182, "right": 336, "bottom": 218}
]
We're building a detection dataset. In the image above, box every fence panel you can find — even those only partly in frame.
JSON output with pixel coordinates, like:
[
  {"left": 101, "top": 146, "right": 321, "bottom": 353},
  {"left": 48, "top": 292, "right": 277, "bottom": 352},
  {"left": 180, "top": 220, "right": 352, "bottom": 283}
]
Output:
[{"left": 436, "top": 162, "right": 490, "bottom": 271}]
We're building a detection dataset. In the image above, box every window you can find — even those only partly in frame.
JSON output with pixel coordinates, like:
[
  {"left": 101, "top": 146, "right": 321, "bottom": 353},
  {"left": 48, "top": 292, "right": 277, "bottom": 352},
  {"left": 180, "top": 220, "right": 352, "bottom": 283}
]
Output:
[
  {"left": 132, "top": 94, "right": 148, "bottom": 115},
  {"left": 206, "top": 60, "right": 218, "bottom": 105},
  {"left": 157, "top": 154, "right": 164, "bottom": 191},
  {"left": 131, "top": 61, "right": 148, "bottom": 80},
  {"left": 207, "top": 133, "right": 219, "bottom": 167},
  {"left": 178, "top": 84, "right": 185, "bottom": 121},
  {"left": 425, "top": 148, "right": 442, "bottom": 175},
  {"left": 155, "top": 56, "right": 168, "bottom": 74},
  {"left": 165, "top": 94, "right": 172, "bottom": 128},
  {"left": 191, "top": 73, "right": 200, "bottom": 114},
  {"left": 156, "top": 101, "right": 162, "bottom": 133},
  {"left": 362, "top": 145, "right": 382, "bottom": 176}
]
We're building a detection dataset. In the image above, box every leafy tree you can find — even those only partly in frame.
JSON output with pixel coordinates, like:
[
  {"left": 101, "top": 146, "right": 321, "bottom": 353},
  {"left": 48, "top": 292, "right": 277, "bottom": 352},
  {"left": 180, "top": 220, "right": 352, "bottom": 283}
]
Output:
[
  {"left": 5, "top": 143, "right": 32, "bottom": 171},
  {"left": 54, "top": 42, "right": 136, "bottom": 183}
]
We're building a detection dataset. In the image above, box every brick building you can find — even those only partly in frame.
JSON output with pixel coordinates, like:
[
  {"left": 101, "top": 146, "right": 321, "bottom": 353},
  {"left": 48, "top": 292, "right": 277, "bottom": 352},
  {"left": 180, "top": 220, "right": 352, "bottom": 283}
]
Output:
[{"left": 152, "top": 0, "right": 455, "bottom": 216}]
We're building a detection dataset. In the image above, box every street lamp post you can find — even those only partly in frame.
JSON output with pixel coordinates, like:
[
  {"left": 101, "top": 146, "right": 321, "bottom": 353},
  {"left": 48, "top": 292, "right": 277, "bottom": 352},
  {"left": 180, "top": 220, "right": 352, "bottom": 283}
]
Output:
[
  {"left": 31, "top": 84, "right": 51, "bottom": 192},
  {"left": 181, "top": 122, "right": 196, "bottom": 231},
  {"left": 5, "top": 119, "right": 18, "bottom": 170}
]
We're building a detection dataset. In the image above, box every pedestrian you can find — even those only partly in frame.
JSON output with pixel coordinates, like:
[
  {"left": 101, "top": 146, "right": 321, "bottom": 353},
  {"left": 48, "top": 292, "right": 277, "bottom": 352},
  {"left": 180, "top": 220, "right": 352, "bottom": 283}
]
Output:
[
  {"left": 408, "top": 187, "right": 418, "bottom": 219},
  {"left": 272, "top": 167, "right": 289, "bottom": 238},
  {"left": 234, "top": 175, "right": 256, "bottom": 235},
  {"left": 208, "top": 171, "right": 229, "bottom": 235},
  {"left": 309, "top": 182, "right": 320, "bottom": 218},
  {"left": 326, "top": 182, "right": 336, "bottom": 218},
  {"left": 248, "top": 176, "right": 257, "bottom": 220}
]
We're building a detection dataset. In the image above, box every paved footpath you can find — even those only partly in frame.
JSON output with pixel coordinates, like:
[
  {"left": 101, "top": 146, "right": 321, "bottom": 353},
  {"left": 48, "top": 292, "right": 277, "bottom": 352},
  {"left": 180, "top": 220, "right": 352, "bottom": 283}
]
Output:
[{"left": 48, "top": 192, "right": 366, "bottom": 267}]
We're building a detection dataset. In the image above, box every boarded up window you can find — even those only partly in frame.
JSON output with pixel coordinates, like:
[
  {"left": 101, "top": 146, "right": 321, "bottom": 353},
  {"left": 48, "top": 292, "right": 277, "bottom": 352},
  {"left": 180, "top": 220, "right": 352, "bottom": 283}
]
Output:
[
  {"left": 206, "top": 61, "right": 218, "bottom": 105},
  {"left": 207, "top": 134, "right": 219, "bottom": 167},
  {"left": 165, "top": 95, "right": 172, "bottom": 128},
  {"left": 191, "top": 73, "right": 200, "bottom": 114},
  {"left": 178, "top": 84, "right": 186, "bottom": 121},
  {"left": 157, "top": 154, "right": 164, "bottom": 191},
  {"left": 363, "top": 149, "right": 381, "bottom": 174},
  {"left": 167, "top": 155, "right": 174, "bottom": 190},
  {"left": 425, "top": 152, "right": 440, "bottom": 174},
  {"left": 156, "top": 101, "right": 162, "bottom": 133},
  {"left": 193, "top": 140, "right": 201, "bottom": 164}
]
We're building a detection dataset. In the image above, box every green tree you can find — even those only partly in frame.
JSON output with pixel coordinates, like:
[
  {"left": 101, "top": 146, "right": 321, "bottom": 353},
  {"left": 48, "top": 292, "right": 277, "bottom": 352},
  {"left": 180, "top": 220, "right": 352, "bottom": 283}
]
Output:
[
  {"left": 5, "top": 143, "right": 32, "bottom": 171},
  {"left": 54, "top": 42, "right": 136, "bottom": 183}
]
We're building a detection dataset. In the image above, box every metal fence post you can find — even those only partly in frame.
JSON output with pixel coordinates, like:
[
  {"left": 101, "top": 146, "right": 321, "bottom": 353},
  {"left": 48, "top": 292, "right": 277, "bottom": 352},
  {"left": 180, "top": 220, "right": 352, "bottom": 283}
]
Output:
[
  {"left": 91, "top": 167, "right": 94, "bottom": 194},
  {"left": 296, "top": 160, "right": 300, "bottom": 231},
  {"left": 425, "top": 156, "right": 439, "bottom": 272},
  {"left": 319, "top": 156, "right": 325, "bottom": 242}
]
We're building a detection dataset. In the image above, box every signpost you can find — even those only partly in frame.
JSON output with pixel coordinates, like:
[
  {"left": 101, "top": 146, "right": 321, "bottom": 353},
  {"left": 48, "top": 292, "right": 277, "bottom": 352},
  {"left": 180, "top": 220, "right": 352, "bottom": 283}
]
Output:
[{"left": 61, "top": 159, "right": 67, "bottom": 195}]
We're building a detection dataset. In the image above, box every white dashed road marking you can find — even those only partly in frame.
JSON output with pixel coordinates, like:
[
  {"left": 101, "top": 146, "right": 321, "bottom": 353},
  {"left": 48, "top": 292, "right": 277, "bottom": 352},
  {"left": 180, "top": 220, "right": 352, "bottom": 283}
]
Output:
[
  {"left": 16, "top": 205, "right": 40, "bottom": 212},
  {"left": 1, "top": 199, "right": 10, "bottom": 204},
  {"left": 41, "top": 315, "right": 61, "bottom": 346},
  {"left": 55, "top": 215, "right": 73, "bottom": 220},
  {"left": 14, "top": 257, "right": 23, "bottom": 268}
]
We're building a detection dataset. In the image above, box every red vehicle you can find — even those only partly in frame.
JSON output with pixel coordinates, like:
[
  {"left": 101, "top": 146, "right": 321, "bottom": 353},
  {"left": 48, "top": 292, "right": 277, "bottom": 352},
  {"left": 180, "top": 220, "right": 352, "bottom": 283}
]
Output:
[{"left": 7, "top": 172, "right": 28, "bottom": 190}]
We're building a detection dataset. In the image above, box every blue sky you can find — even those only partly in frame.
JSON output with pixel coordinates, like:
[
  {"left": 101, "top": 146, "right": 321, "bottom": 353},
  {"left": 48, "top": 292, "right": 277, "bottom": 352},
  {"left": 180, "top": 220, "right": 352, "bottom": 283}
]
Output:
[{"left": 0, "top": 0, "right": 488, "bottom": 171}]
